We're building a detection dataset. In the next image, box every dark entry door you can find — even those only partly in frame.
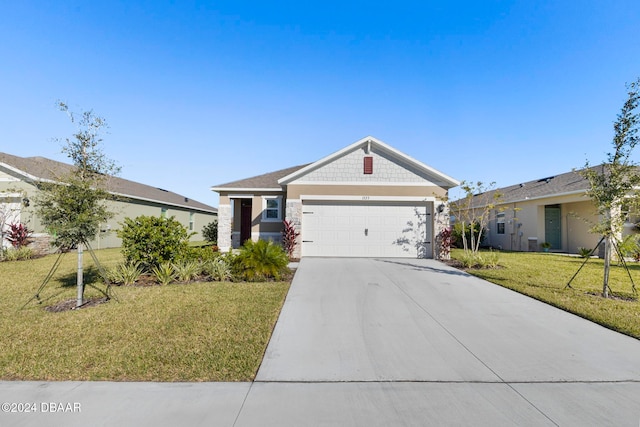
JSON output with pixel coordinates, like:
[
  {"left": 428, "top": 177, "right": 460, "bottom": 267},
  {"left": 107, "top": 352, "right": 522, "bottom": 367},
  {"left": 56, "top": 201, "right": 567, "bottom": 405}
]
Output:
[
  {"left": 240, "top": 199, "right": 252, "bottom": 245},
  {"left": 544, "top": 205, "right": 562, "bottom": 250}
]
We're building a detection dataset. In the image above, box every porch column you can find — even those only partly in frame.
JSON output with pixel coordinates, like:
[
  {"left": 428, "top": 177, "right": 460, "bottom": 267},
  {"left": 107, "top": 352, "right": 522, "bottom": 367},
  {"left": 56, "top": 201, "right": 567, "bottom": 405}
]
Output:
[{"left": 217, "top": 203, "right": 232, "bottom": 252}]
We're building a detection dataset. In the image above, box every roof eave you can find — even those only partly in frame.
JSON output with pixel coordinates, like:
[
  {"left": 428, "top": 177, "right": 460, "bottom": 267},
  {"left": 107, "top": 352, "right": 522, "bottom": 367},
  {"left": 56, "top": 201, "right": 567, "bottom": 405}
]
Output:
[
  {"left": 0, "top": 162, "right": 56, "bottom": 185},
  {"left": 1, "top": 162, "right": 217, "bottom": 213},
  {"left": 211, "top": 187, "right": 284, "bottom": 193},
  {"left": 456, "top": 189, "right": 589, "bottom": 210},
  {"left": 112, "top": 192, "right": 217, "bottom": 214}
]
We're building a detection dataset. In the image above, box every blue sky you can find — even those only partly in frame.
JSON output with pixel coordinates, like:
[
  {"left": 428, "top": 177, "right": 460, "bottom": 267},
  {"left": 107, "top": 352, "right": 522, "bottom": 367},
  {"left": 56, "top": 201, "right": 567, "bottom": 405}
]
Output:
[{"left": 2, "top": 1, "right": 639, "bottom": 206}]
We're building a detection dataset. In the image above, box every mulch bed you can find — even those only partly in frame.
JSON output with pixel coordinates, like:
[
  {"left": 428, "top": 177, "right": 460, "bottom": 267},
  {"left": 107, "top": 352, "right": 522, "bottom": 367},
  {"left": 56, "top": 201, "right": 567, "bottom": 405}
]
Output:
[{"left": 44, "top": 297, "right": 109, "bottom": 313}]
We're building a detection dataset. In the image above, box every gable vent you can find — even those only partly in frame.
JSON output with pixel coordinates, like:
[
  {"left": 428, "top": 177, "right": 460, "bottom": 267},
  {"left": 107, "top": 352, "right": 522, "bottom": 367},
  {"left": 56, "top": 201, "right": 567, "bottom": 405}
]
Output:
[{"left": 364, "top": 156, "right": 373, "bottom": 174}]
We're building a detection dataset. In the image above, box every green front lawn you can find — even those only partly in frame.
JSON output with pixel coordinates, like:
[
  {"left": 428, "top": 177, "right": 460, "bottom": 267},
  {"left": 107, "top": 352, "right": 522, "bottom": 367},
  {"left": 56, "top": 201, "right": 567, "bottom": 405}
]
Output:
[
  {"left": 451, "top": 249, "right": 640, "bottom": 339},
  {"left": 0, "top": 249, "right": 290, "bottom": 381}
]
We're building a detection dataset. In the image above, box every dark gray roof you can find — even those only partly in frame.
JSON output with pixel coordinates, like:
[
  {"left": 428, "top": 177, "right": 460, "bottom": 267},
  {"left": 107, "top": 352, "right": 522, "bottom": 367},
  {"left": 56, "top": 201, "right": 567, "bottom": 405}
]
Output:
[
  {"left": 0, "top": 152, "right": 217, "bottom": 214},
  {"left": 456, "top": 166, "right": 599, "bottom": 208},
  {"left": 212, "top": 164, "right": 310, "bottom": 190}
]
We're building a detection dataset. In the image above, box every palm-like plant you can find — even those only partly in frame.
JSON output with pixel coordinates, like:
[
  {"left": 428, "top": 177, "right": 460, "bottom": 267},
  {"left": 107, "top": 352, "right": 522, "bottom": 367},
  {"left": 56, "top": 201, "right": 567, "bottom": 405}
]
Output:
[{"left": 236, "top": 239, "right": 289, "bottom": 281}]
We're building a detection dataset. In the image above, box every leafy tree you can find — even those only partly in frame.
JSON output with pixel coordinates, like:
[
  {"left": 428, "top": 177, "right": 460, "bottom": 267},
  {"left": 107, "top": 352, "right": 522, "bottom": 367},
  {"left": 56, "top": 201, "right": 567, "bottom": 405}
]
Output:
[
  {"left": 580, "top": 78, "right": 640, "bottom": 298},
  {"left": 35, "top": 102, "right": 120, "bottom": 307},
  {"left": 117, "top": 215, "right": 193, "bottom": 271}
]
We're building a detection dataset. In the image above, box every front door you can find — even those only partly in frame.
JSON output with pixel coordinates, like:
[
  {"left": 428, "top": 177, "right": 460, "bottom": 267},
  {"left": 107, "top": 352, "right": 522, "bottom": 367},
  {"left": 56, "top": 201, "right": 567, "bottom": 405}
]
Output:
[
  {"left": 240, "top": 199, "right": 252, "bottom": 245},
  {"left": 544, "top": 205, "right": 562, "bottom": 250}
]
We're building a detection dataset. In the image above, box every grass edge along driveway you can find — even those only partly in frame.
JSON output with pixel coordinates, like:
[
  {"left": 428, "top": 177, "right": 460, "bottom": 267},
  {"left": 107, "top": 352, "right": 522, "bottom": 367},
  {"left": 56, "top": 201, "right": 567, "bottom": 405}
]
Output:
[
  {"left": 0, "top": 248, "right": 290, "bottom": 382},
  {"left": 451, "top": 249, "right": 640, "bottom": 339}
]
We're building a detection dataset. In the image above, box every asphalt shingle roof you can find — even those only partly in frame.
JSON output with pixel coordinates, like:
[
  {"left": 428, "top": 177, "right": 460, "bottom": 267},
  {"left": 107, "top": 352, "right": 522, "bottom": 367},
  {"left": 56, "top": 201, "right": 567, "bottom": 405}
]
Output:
[
  {"left": 0, "top": 152, "right": 217, "bottom": 213},
  {"left": 458, "top": 167, "right": 598, "bottom": 208},
  {"left": 212, "top": 164, "right": 310, "bottom": 190}
]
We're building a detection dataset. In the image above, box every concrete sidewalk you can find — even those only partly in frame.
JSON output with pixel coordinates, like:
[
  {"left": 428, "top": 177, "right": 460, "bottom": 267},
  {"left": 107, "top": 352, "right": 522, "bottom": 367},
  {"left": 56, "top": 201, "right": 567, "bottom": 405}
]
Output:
[{"left": 2, "top": 258, "right": 640, "bottom": 426}]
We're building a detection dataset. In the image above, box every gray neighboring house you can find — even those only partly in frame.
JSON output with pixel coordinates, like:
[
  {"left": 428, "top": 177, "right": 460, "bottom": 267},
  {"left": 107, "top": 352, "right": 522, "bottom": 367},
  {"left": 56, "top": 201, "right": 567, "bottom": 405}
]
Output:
[
  {"left": 212, "top": 136, "right": 460, "bottom": 259},
  {"left": 0, "top": 152, "right": 217, "bottom": 252},
  {"left": 453, "top": 165, "right": 639, "bottom": 254}
]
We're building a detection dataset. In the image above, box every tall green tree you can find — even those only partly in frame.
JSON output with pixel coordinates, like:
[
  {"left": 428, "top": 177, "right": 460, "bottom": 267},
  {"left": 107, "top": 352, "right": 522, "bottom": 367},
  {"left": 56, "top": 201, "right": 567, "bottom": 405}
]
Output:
[
  {"left": 35, "top": 102, "right": 120, "bottom": 307},
  {"left": 580, "top": 79, "right": 640, "bottom": 298}
]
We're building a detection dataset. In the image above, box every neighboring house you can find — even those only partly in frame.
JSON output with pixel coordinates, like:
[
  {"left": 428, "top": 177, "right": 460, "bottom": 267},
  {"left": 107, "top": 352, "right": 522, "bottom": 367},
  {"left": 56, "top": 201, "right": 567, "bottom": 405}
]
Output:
[
  {"left": 0, "top": 153, "right": 218, "bottom": 251},
  {"left": 452, "top": 166, "right": 638, "bottom": 254},
  {"left": 212, "top": 136, "right": 460, "bottom": 259}
]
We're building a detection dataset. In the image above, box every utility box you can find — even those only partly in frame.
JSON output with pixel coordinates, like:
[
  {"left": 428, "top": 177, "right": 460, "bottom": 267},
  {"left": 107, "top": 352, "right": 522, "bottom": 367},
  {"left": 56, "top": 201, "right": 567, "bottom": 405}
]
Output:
[{"left": 528, "top": 237, "right": 538, "bottom": 252}]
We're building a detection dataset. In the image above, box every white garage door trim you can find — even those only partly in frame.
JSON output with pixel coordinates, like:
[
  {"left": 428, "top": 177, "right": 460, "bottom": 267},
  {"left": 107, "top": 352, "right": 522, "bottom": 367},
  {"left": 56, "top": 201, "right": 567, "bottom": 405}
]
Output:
[
  {"left": 301, "top": 195, "right": 436, "bottom": 202},
  {"left": 301, "top": 199, "right": 433, "bottom": 258}
]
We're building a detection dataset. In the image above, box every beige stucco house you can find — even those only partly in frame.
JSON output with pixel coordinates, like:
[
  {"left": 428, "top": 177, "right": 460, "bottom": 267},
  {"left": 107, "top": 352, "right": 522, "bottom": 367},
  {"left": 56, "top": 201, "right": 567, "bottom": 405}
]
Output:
[
  {"left": 212, "top": 136, "right": 460, "bottom": 259},
  {"left": 0, "top": 152, "right": 217, "bottom": 251},
  {"left": 453, "top": 166, "right": 637, "bottom": 254}
]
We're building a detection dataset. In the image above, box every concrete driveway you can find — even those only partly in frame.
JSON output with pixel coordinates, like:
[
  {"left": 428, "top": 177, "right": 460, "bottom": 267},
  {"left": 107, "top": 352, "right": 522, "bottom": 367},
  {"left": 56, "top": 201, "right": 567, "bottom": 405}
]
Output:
[
  {"left": 2, "top": 258, "right": 640, "bottom": 426},
  {"left": 253, "top": 258, "right": 640, "bottom": 425}
]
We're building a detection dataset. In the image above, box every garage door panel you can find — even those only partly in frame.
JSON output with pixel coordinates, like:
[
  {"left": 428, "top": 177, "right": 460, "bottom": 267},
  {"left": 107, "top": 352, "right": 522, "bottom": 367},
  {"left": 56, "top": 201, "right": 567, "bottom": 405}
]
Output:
[{"left": 301, "top": 201, "right": 433, "bottom": 258}]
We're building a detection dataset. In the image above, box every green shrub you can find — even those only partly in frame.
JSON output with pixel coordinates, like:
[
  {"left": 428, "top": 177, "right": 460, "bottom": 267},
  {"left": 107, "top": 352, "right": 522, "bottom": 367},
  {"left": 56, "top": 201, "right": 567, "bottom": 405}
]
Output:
[
  {"left": 108, "top": 262, "right": 143, "bottom": 285},
  {"left": 189, "top": 245, "right": 220, "bottom": 264},
  {"left": 234, "top": 239, "right": 290, "bottom": 281},
  {"left": 202, "top": 220, "right": 218, "bottom": 243},
  {"left": 482, "top": 250, "right": 500, "bottom": 268},
  {"left": 458, "top": 250, "right": 500, "bottom": 269},
  {"left": 578, "top": 247, "right": 593, "bottom": 258},
  {"left": 2, "top": 246, "right": 34, "bottom": 262},
  {"left": 117, "top": 216, "right": 193, "bottom": 271},
  {"left": 151, "top": 262, "right": 176, "bottom": 285}
]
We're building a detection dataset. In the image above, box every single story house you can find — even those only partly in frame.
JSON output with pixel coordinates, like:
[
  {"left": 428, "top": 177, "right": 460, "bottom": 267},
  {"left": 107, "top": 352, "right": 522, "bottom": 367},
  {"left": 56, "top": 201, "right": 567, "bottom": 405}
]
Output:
[
  {"left": 0, "top": 152, "right": 218, "bottom": 252},
  {"left": 212, "top": 136, "right": 460, "bottom": 259},
  {"left": 452, "top": 166, "right": 638, "bottom": 254}
]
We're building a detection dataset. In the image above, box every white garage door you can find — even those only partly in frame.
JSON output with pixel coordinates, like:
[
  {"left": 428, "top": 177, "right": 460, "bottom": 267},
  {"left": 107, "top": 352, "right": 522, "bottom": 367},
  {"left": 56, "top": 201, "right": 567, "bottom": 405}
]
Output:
[{"left": 301, "top": 200, "right": 433, "bottom": 258}]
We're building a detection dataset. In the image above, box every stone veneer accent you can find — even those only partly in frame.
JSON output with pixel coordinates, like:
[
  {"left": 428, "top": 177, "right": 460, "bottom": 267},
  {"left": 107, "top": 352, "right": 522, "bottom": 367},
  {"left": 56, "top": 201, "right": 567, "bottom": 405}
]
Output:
[
  {"left": 433, "top": 201, "right": 450, "bottom": 260},
  {"left": 285, "top": 199, "right": 302, "bottom": 259},
  {"left": 28, "top": 233, "right": 51, "bottom": 256},
  {"left": 217, "top": 204, "right": 232, "bottom": 252}
]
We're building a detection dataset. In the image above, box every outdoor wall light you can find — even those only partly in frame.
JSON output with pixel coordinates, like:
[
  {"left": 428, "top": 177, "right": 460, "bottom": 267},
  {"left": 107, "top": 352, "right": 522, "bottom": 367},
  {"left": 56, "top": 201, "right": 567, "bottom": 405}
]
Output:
[
  {"left": 22, "top": 197, "right": 30, "bottom": 207},
  {"left": 437, "top": 203, "right": 445, "bottom": 213}
]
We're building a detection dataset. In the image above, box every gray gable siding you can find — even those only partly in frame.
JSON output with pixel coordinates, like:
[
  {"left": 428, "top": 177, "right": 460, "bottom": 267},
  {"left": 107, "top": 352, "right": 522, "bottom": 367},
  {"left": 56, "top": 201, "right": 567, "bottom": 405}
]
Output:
[{"left": 295, "top": 146, "right": 434, "bottom": 184}]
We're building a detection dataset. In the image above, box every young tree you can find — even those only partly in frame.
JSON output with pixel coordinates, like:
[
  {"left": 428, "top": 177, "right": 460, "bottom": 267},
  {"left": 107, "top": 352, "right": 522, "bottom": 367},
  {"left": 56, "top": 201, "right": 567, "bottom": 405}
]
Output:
[
  {"left": 580, "top": 79, "right": 640, "bottom": 298},
  {"left": 450, "top": 181, "right": 503, "bottom": 254},
  {"left": 35, "top": 102, "right": 120, "bottom": 307}
]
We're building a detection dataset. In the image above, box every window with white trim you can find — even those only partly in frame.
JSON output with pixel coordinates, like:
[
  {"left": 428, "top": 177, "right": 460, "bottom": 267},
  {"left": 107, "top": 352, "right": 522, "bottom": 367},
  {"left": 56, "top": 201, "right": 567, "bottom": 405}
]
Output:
[
  {"left": 496, "top": 212, "right": 505, "bottom": 235},
  {"left": 262, "top": 196, "right": 282, "bottom": 222},
  {"left": 189, "top": 212, "right": 195, "bottom": 231}
]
